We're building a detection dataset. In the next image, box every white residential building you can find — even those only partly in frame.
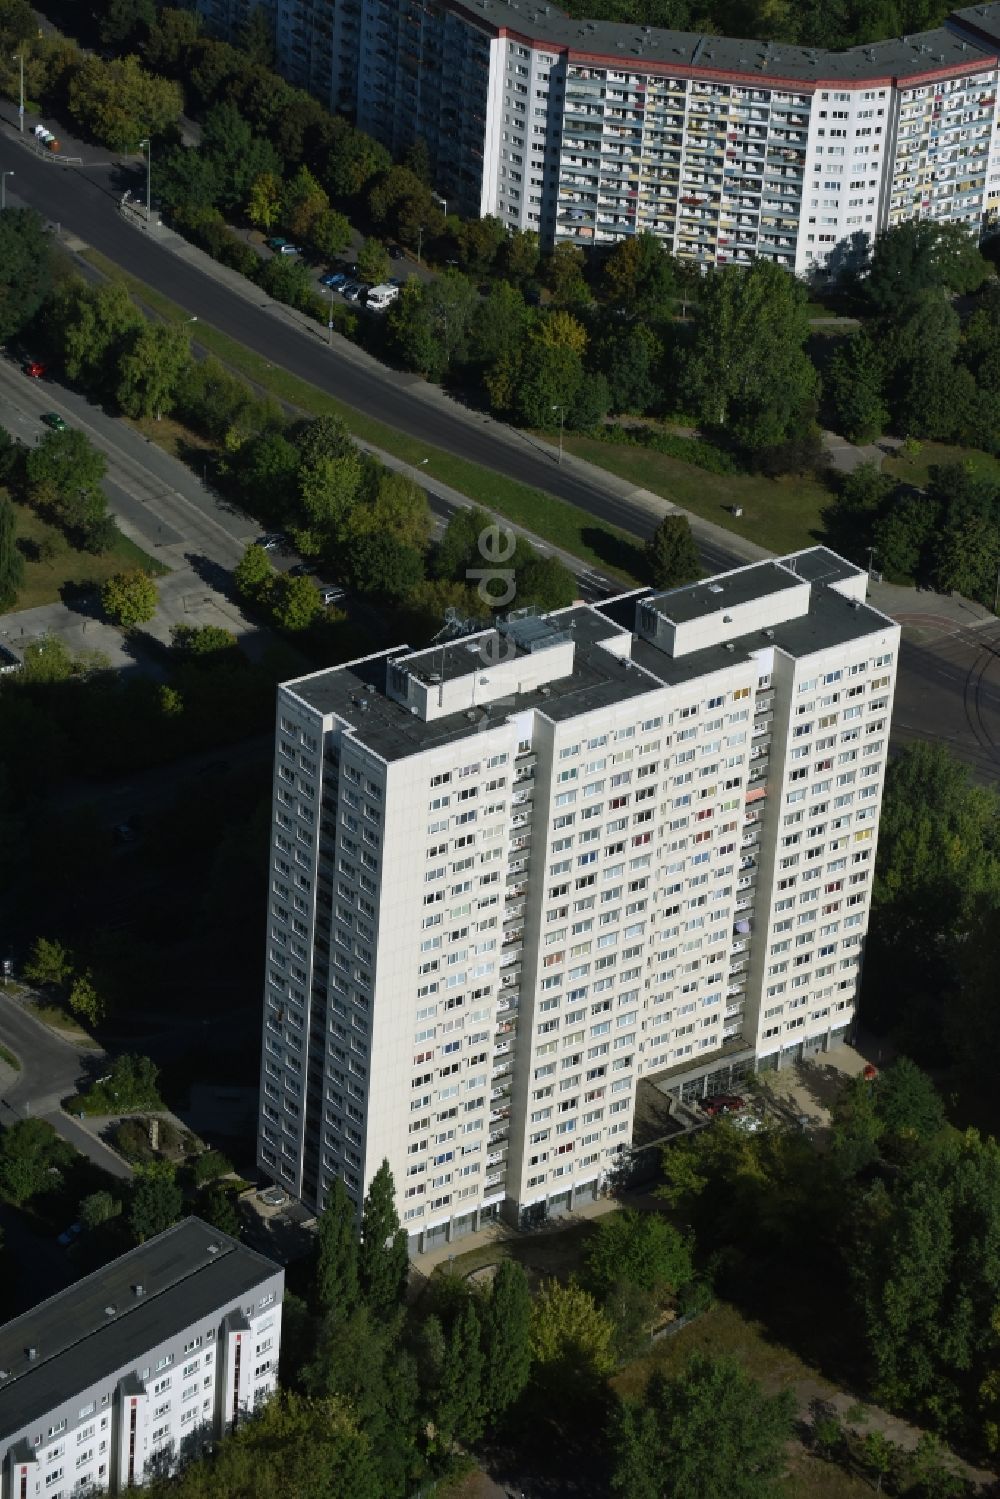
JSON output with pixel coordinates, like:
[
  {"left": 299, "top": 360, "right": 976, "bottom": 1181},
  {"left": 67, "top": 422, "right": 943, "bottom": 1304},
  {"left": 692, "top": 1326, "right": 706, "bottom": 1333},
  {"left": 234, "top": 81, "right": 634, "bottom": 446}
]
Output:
[
  {"left": 196, "top": 0, "right": 1000, "bottom": 271},
  {"left": 0, "top": 1220, "right": 283, "bottom": 1499},
  {"left": 258, "top": 547, "right": 898, "bottom": 1250}
]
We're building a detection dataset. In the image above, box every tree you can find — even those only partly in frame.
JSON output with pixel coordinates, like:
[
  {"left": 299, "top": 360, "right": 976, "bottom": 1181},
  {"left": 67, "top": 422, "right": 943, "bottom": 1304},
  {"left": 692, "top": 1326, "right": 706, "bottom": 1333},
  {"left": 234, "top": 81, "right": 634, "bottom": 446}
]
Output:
[
  {"left": 358, "top": 1160, "right": 408, "bottom": 1320},
  {"left": 129, "top": 1162, "right": 183, "bottom": 1244},
  {"left": 0, "top": 209, "right": 53, "bottom": 342},
  {"left": 611, "top": 1352, "right": 795, "bottom": 1499},
  {"left": 510, "top": 336, "right": 584, "bottom": 428},
  {"left": 67, "top": 54, "right": 183, "bottom": 152},
  {"left": 198, "top": 101, "right": 283, "bottom": 214},
  {"left": 282, "top": 164, "right": 330, "bottom": 242},
  {"left": 601, "top": 324, "right": 662, "bottom": 415},
  {"left": 51, "top": 278, "right": 144, "bottom": 393},
  {"left": 468, "top": 282, "right": 531, "bottom": 372},
  {"left": 883, "top": 291, "right": 968, "bottom": 440},
  {"left": 585, "top": 1209, "right": 694, "bottom": 1302},
  {"left": 529, "top": 1279, "right": 616, "bottom": 1409},
  {"left": 233, "top": 543, "right": 274, "bottom": 603},
  {"left": 144, "top": 6, "right": 201, "bottom": 72},
  {"left": 827, "top": 329, "right": 888, "bottom": 444},
  {"left": 0, "top": 494, "right": 22, "bottom": 611},
  {"left": 480, "top": 1259, "right": 531, "bottom": 1425},
  {"left": 79, "top": 1190, "right": 120, "bottom": 1231},
  {"left": 602, "top": 232, "right": 676, "bottom": 320},
  {"left": 308, "top": 208, "right": 352, "bottom": 260},
  {"left": 25, "top": 428, "right": 108, "bottom": 539},
  {"left": 646, "top": 514, "right": 702, "bottom": 589},
  {"left": 99, "top": 0, "right": 157, "bottom": 49},
  {"left": 432, "top": 1299, "right": 484, "bottom": 1450},
  {"left": 0, "top": 1119, "right": 74, "bottom": 1206},
  {"left": 246, "top": 171, "right": 283, "bottom": 231},
  {"left": 170, "top": 624, "right": 239, "bottom": 661},
  {"left": 683, "top": 260, "right": 818, "bottom": 457},
  {"left": 499, "top": 228, "right": 541, "bottom": 286},
  {"left": 357, "top": 237, "right": 391, "bottom": 287},
  {"left": 863, "top": 220, "right": 990, "bottom": 320},
  {"left": 22, "top": 936, "right": 74, "bottom": 991},
  {"left": 67, "top": 973, "right": 106, "bottom": 1027},
  {"left": 116, "top": 323, "right": 193, "bottom": 420},
  {"left": 872, "top": 1057, "right": 946, "bottom": 1144},
  {"left": 314, "top": 1177, "right": 359, "bottom": 1324},
  {"left": 347, "top": 532, "right": 424, "bottom": 599},
  {"left": 516, "top": 553, "right": 577, "bottom": 611},
  {"left": 199, "top": 1184, "right": 241, "bottom": 1237},
  {"left": 271, "top": 573, "right": 322, "bottom": 631},
  {"left": 101, "top": 570, "right": 158, "bottom": 632}
]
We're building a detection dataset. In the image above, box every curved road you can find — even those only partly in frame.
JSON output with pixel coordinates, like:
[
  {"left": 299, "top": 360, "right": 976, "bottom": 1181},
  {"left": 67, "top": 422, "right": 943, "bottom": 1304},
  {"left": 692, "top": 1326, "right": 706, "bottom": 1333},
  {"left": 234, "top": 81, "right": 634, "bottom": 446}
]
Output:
[{"left": 2, "top": 128, "right": 744, "bottom": 576}]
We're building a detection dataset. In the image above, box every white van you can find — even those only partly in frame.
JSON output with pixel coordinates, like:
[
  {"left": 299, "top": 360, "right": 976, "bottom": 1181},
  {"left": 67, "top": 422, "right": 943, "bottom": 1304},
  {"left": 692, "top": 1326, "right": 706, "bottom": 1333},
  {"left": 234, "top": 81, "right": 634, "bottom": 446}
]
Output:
[{"left": 366, "top": 283, "right": 399, "bottom": 313}]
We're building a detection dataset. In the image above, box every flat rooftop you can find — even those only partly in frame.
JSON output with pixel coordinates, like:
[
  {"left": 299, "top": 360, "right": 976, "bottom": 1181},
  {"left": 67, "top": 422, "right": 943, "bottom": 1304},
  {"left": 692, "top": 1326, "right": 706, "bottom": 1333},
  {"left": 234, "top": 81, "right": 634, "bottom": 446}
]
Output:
[
  {"left": 286, "top": 607, "right": 662, "bottom": 761},
  {"left": 645, "top": 560, "right": 800, "bottom": 627},
  {"left": 286, "top": 549, "right": 895, "bottom": 761},
  {"left": 455, "top": 0, "right": 1000, "bottom": 82},
  {"left": 0, "top": 1219, "right": 280, "bottom": 1441}
]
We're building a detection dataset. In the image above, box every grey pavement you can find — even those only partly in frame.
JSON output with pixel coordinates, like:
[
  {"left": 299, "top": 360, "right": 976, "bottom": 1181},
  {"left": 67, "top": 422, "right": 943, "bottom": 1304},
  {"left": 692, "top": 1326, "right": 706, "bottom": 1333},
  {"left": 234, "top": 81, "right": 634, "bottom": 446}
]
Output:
[{"left": 0, "top": 990, "right": 131, "bottom": 1179}]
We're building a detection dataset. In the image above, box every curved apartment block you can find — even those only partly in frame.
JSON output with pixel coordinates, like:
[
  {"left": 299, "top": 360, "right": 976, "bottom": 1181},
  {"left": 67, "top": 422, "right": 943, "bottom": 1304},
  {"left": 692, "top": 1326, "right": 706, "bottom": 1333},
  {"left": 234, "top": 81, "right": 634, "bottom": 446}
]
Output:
[{"left": 198, "top": 0, "right": 1000, "bottom": 272}]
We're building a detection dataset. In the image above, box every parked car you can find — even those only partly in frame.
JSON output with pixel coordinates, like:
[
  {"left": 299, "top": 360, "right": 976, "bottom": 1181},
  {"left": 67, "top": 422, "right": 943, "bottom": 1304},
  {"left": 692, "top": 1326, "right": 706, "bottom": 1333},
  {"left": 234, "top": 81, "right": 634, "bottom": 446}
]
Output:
[
  {"left": 317, "top": 583, "right": 346, "bottom": 606},
  {"left": 287, "top": 562, "right": 313, "bottom": 578},
  {"left": 257, "top": 1187, "right": 287, "bottom": 1208},
  {"left": 389, "top": 244, "right": 406, "bottom": 260},
  {"left": 278, "top": 243, "right": 300, "bottom": 256},
  {"left": 57, "top": 1222, "right": 82, "bottom": 1247},
  {"left": 40, "top": 412, "right": 67, "bottom": 431},
  {"left": 699, "top": 1093, "right": 746, "bottom": 1117},
  {"left": 23, "top": 359, "right": 47, "bottom": 378},
  {"left": 343, "top": 283, "right": 367, "bottom": 302},
  {"left": 321, "top": 271, "right": 347, "bottom": 288},
  {"left": 266, "top": 237, "right": 288, "bottom": 250},
  {"left": 256, "top": 532, "right": 286, "bottom": 551}
]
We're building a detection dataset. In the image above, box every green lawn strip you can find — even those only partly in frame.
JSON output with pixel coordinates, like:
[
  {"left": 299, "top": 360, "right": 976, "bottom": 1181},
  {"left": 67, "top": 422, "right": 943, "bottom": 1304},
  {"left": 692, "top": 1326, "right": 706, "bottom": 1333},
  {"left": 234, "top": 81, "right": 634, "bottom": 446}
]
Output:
[
  {"left": 0, "top": 1044, "right": 21, "bottom": 1070},
  {"left": 79, "top": 250, "right": 644, "bottom": 581},
  {"left": 561, "top": 432, "right": 833, "bottom": 556},
  {"left": 882, "top": 440, "right": 1000, "bottom": 489},
  {"left": 11, "top": 498, "right": 166, "bottom": 612}
]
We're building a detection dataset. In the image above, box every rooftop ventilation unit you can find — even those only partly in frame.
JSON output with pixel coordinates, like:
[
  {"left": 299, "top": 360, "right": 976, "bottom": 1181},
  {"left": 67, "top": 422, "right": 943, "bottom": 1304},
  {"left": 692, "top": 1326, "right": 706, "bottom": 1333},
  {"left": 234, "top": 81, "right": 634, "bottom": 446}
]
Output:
[
  {"left": 133, "top": 1284, "right": 145, "bottom": 1298},
  {"left": 207, "top": 1243, "right": 221, "bottom": 1256},
  {"left": 26, "top": 1348, "right": 37, "bottom": 1362},
  {"left": 723, "top": 614, "right": 733, "bottom": 623},
  {"left": 764, "top": 628, "right": 775, "bottom": 639},
  {"left": 104, "top": 1306, "right": 116, "bottom": 1317},
  {"left": 725, "top": 642, "right": 736, "bottom": 651},
  {"left": 708, "top": 583, "right": 724, "bottom": 594},
  {"left": 359, "top": 699, "right": 369, "bottom": 712}
]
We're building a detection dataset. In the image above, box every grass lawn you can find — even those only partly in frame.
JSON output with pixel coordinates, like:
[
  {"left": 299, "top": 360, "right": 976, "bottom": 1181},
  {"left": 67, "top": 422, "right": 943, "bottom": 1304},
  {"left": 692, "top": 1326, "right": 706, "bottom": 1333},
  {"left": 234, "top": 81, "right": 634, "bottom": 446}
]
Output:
[
  {"left": 563, "top": 433, "right": 833, "bottom": 555},
  {"left": 0, "top": 1044, "right": 20, "bottom": 1070},
  {"left": 81, "top": 250, "right": 646, "bottom": 582},
  {"left": 882, "top": 440, "right": 1000, "bottom": 489},
  {"left": 433, "top": 1217, "right": 599, "bottom": 1288},
  {"left": 11, "top": 499, "right": 167, "bottom": 612},
  {"left": 26, "top": 1000, "right": 98, "bottom": 1046}
]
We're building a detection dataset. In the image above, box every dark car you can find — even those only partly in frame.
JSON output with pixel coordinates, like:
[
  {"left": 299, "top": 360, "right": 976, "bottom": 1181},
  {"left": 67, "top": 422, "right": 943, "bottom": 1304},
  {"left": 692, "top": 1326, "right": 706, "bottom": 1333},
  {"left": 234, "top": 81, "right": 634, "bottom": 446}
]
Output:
[
  {"left": 389, "top": 245, "right": 405, "bottom": 260},
  {"left": 23, "top": 359, "right": 47, "bottom": 378},
  {"left": 256, "top": 532, "right": 286, "bottom": 551}
]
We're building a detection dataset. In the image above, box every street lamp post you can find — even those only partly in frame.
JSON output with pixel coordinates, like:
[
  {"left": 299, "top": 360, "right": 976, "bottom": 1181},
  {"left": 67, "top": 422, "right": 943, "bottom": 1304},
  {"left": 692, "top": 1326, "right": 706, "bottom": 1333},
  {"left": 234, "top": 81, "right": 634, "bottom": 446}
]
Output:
[
  {"left": 14, "top": 52, "right": 23, "bottom": 133},
  {"left": 139, "top": 137, "right": 151, "bottom": 222},
  {"left": 1, "top": 172, "right": 13, "bottom": 211},
  {"left": 327, "top": 284, "right": 335, "bottom": 347},
  {"left": 417, "top": 224, "right": 424, "bottom": 265},
  {"left": 552, "top": 404, "right": 565, "bottom": 466}
]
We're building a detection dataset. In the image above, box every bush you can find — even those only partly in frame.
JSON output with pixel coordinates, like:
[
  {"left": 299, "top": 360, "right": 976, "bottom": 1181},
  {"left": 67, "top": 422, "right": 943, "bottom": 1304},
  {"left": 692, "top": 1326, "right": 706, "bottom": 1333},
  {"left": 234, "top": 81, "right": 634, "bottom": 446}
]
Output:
[
  {"left": 189, "top": 1148, "right": 233, "bottom": 1185},
  {"left": 114, "top": 1118, "right": 155, "bottom": 1164},
  {"left": 597, "top": 423, "right": 738, "bottom": 474}
]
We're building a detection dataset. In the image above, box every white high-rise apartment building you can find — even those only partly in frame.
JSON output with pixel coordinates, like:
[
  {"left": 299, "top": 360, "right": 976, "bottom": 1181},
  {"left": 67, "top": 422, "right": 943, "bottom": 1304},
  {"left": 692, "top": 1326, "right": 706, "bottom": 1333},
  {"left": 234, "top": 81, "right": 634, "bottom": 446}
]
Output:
[
  {"left": 258, "top": 547, "right": 898, "bottom": 1250},
  {"left": 197, "top": 0, "right": 1000, "bottom": 272}
]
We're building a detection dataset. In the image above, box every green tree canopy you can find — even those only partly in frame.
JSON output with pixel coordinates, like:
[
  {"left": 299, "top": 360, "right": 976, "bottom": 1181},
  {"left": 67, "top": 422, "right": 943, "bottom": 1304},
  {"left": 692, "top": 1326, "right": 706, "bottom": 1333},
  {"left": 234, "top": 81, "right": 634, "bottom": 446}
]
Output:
[
  {"left": 129, "top": 1162, "right": 183, "bottom": 1244},
  {"left": 611, "top": 1352, "right": 794, "bottom": 1499},
  {"left": 0, "top": 209, "right": 53, "bottom": 342},
  {"left": 0, "top": 494, "right": 23, "bottom": 611},
  {"left": 585, "top": 1208, "right": 694, "bottom": 1301},
  {"left": 314, "top": 1176, "right": 359, "bottom": 1324},
  {"left": 863, "top": 220, "right": 990, "bottom": 319},
  {"left": 101, "top": 569, "right": 158, "bottom": 631},
  {"left": 116, "top": 322, "right": 193, "bottom": 420},
  {"left": 480, "top": 1259, "right": 531, "bottom": 1425},
  {"left": 646, "top": 514, "right": 701, "bottom": 589},
  {"left": 68, "top": 54, "right": 183, "bottom": 152},
  {"left": 0, "top": 1119, "right": 74, "bottom": 1207},
  {"left": 682, "top": 260, "right": 817, "bottom": 458},
  {"left": 529, "top": 1278, "right": 616, "bottom": 1410},
  {"left": 358, "top": 1160, "right": 408, "bottom": 1320},
  {"left": 22, "top": 935, "right": 74, "bottom": 991}
]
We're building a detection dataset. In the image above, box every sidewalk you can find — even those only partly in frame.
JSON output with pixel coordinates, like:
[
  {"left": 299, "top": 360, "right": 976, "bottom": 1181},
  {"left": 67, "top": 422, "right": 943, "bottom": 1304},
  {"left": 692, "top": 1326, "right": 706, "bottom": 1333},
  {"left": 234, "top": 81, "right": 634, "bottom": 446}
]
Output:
[{"left": 411, "top": 1190, "right": 619, "bottom": 1276}]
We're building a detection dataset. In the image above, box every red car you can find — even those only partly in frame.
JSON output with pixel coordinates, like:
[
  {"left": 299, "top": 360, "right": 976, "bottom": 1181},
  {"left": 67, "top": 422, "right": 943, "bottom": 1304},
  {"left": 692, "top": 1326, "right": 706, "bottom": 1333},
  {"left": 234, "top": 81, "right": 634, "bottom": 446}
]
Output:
[
  {"left": 700, "top": 1093, "right": 746, "bottom": 1117},
  {"left": 23, "top": 359, "right": 47, "bottom": 378}
]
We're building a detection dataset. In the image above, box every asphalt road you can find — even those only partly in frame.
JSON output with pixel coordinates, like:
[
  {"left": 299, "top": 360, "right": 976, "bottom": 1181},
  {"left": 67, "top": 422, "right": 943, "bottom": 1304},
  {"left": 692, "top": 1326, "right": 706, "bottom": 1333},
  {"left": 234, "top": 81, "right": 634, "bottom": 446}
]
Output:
[
  {"left": 0, "top": 135, "right": 744, "bottom": 577},
  {"left": 0, "top": 991, "right": 130, "bottom": 1178},
  {"left": 892, "top": 623, "right": 1000, "bottom": 782}
]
